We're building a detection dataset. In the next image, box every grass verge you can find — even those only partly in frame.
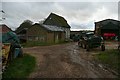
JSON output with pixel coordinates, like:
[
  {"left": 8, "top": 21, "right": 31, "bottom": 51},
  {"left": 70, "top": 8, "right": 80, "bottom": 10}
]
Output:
[
  {"left": 94, "top": 49, "right": 120, "bottom": 74},
  {"left": 2, "top": 54, "right": 36, "bottom": 79},
  {"left": 21, "top": 41, "right": 70, "bottom": 47}
]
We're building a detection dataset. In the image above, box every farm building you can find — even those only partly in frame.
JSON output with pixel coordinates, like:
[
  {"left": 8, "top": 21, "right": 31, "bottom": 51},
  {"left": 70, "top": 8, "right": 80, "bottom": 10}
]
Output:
[
  {"left": 15, "top": 20, "right": 33, "bottom": 43},
  {"left": 0, "top": 24, "right": 12, "bottom": 43},
  {"left": 0, "top": 24, "right": 12, "bottom": 33},
  {"left": 95, "top": 19, "right": 120, "bottom": 40},
  {"left": 27, "top": 23, "right": 65, "bottom": 43},
  {"left": 43, "top": 13, "right": 71, "bottom": 41}
]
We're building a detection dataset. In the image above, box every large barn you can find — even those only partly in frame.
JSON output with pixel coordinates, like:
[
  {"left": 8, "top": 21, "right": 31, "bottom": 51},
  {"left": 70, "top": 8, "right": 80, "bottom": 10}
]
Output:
[
  {"left": 95, "top": 19, "right": 120, "bottom": 40},
  {"left": 43, "top": 13, "right": 71, "bottom": 41}
]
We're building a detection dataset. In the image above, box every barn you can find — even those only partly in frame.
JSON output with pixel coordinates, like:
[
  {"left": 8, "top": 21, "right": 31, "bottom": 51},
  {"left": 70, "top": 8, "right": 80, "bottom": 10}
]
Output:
[
  {"left": 27, "top": 23, "right": 65, "bottom": 44},
  {"left": 43, "top": 13, "right": 71, "bottom": 41},
  {"left": 95, "top": 19, "right": 120, "bottom": 40}
]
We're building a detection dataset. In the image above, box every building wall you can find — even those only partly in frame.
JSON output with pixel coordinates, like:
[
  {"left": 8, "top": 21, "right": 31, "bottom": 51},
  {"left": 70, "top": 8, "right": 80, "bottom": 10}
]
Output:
[
  {"left": 95, "top": 22, "right": 101, "bottom": 35},
  {"left": 61, "top": 32, "right": 65, "bottom": 41},
  {"left": 27, "top": 25, "right": 47, "bottom": 42},
  {"left": 47, "top": 32, "right": 54, "bottom": 43},
  {"left": 66, "top": 28, "right": 70, "bottom": 40},
  {"left": 47, "top": 31, "right": 65, "bottom": 43},
  {"left": 27, "top": 24, "right": 65, "bottom": 43},
  {"left": 61, "top": 27, "right": 70, "bottom": 40},
  {"left": 54, "top": 31, "right": 65, "bottom": 43}
]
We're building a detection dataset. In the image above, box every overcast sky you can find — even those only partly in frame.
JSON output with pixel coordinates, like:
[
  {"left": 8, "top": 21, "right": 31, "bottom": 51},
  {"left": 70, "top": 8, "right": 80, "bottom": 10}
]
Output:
[{"left": 0, "top": 0, "right": 119, "bottom": 31}]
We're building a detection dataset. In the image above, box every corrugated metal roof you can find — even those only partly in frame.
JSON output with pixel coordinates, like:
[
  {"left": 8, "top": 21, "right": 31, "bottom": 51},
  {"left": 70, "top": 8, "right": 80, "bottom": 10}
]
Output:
[
  {"left": 42, "top": 24, "right": 64, "bottom": 32},
  {"left": 96, "top": 19, "right": 120, "bottom": 25}
]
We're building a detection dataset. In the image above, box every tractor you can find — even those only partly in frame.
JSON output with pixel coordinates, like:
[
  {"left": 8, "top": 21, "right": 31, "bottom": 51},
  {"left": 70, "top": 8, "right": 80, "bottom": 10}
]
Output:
[{"left": 78, "top": 32, "right": 105, "bottom": 51}]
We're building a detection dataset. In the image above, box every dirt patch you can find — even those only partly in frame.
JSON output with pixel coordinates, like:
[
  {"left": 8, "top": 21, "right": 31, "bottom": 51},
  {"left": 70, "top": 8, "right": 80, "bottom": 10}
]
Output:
[{"left": 23, "top": 42, "right": 117, "bottom": 78}]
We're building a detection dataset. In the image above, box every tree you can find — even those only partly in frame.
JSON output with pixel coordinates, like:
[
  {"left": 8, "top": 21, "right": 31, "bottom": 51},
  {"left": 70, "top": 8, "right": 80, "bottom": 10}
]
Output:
[
  {"left": 15, "top": 20, "right": 33, "bottom": 33},
  {"left": 23, "top": 20, "right": 33, "bottom": 25}
]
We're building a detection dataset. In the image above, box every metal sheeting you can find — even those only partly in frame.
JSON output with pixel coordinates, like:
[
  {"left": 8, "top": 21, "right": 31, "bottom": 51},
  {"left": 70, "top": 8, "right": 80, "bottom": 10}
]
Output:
[
  {"left": 97, "top": 19, "right": 120, "bottom": 26},
  {"left": 42, "top": 24, "right": 64, "bottom": 32},
  {"left": 101, "top": 22, "right": 119, "bottom": 29},
  {"left": 2, "top": 31, "right": 20, "bottom": 43}
]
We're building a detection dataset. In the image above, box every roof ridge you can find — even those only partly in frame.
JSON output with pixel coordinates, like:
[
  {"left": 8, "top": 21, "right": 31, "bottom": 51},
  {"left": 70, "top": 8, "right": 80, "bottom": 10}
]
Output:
[{"left": 96, "top": 19, "right": 120, "bottom": 23}]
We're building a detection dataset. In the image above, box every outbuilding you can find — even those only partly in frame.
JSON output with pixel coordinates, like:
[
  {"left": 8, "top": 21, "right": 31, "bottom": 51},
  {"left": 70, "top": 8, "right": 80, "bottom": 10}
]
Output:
[
  {"left": 0, "top": 24, "right": 12, "bottom": 33},
  {"left": 27, "top": 23, "right": 65, "bottom": 43},
  {"left": 43, "top": 13, "right": 71, "bottom": 40},
  {"left": 95, "top": 19, "right": 120, "bottom": 40}
]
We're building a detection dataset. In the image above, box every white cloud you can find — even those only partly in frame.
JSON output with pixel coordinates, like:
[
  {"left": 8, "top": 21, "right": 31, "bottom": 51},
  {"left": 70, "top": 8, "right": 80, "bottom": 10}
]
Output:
[
  {"left": 1, "top": 0, "right": 120, "bottom": 2},
  {"left": 0, "top": 2, "right": 118, "bottom": 31},
  {"left": 91, "top": 4, "right": 118, "bottom": 22}
]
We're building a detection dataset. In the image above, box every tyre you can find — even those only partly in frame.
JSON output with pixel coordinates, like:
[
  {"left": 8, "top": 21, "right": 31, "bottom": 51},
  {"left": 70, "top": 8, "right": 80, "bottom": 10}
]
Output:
[{"left": 101, "top": 45, "right": 105, "bottom": 51}]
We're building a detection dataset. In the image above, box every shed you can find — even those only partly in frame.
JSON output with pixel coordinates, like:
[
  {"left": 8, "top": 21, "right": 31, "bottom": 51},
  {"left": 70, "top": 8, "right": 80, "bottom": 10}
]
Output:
[
  {"left": 95, "top": 19, "right": 120, "bottom": 40},
  {"left": 15, "top": 20, "right": 33, "bottom": 43},
  {"left": 27, "top": 23, "right": 65, "bottom": 43}
]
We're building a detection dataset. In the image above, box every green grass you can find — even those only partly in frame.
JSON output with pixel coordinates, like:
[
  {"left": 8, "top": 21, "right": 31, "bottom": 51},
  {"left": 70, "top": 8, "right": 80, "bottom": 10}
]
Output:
[
  {"left": 2, "top": 54, "right": 36, "bottom": 79},
  {"left": 21, "top": 41, "right": 48, "bottom": 47},
  {"left": 21, "top": 41, "right": 70, "bottom": 47},
  {"left": 95, "top": 49, "right": 120, "bottom": 73}
]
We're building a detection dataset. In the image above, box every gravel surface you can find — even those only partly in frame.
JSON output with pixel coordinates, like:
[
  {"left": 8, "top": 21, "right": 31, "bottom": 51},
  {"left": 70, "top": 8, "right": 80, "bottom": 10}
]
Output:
[{"left": 23, "top": 42, "right": 117, "bottom": 78}]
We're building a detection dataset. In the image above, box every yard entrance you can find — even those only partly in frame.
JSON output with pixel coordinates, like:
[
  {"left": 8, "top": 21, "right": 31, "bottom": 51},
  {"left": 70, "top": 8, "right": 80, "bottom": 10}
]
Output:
[{"left": 23, "top": 42, "right": 117, "bottom": 78}]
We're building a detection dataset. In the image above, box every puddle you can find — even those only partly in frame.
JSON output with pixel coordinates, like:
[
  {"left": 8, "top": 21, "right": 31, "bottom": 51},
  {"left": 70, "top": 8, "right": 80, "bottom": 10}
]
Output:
[
  {"left": 67, "top": 44, "right": 117, "bottom": 78},
  {"left": 69, "top": 47, "right": 87, "bottom": 67},
  {"left": 68, "top": 45, "right": 100, "bottom": 78}
]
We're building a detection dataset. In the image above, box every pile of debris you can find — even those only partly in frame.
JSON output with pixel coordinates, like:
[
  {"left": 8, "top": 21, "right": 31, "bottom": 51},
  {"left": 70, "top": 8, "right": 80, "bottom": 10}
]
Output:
[{"left": 1, "top": 31, "right": 23, "bottom": 71}]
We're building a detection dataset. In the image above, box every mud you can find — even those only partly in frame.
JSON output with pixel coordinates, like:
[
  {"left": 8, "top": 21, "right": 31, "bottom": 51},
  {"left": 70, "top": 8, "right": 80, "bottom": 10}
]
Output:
[{"left": 23, "top": 42, "right": 117, "bottom": 78}]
